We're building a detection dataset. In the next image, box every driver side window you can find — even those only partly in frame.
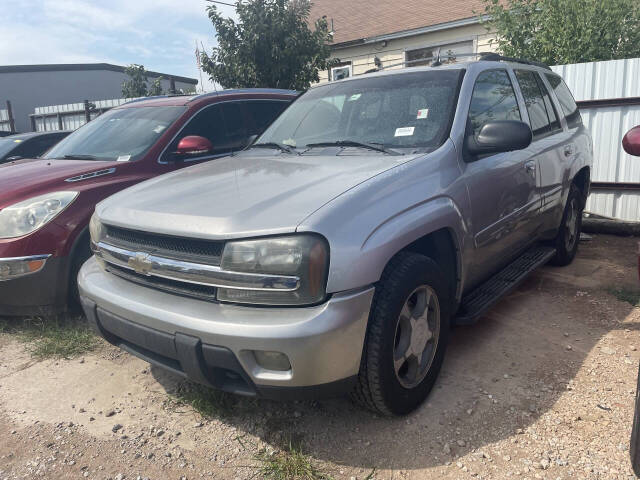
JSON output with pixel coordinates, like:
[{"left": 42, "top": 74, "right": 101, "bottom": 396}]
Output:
[
  {"left": 468, "top": 70, "right": 521, "bottom": 138},
  {"left": 162, "top": 104, "right": 230, "bottom": 162}
]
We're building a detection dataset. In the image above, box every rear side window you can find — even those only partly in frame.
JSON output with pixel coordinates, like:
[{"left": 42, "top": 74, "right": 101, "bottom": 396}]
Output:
[
  {"left": 468, "top": 69, "right": 521, "bottom": 138},
  {"left": 515, "top": 70, "right": 561, "bottom": 139},
  {"left": 243, "top": 100, "right": 289, "bottom": 135},
  {"left": 545, "top": 73, "right": 582, "bottom": 129}
]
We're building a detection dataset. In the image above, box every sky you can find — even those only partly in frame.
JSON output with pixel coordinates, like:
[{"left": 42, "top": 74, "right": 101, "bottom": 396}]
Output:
[{"left": 1, "top": 0, "right": 237, "bottom": 92}]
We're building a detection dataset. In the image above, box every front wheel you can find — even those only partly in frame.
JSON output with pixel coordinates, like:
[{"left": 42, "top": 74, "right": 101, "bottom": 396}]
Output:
[
  {"left": 550, "top": 183, "right": 583, "bottom": 266},
  {"left": 352, "top": 252, "right": 450, "bottom": 416}
]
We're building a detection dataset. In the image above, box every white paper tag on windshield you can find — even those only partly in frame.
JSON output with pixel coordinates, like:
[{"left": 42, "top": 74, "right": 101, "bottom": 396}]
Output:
[
  {"left": 348, "top": 93, "right": 362, "bottom": 101},
  {"left": 417, "top": 108, "right": 429, "bottom": 119},
  {"left": 117, "top": 155, "right": 131, "bottom": 162},
  {"left": 395, "top": 126, "right": 415, "bottom": 137}
]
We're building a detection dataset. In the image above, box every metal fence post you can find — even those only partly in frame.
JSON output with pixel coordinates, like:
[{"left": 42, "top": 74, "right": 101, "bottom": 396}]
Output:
[
  {"left": 84, "top": 99, "right": 91, "bottom": 124},
  {"left": 6, "top": 100, "right": 15, "bottom": 133},
  {"left": 30, "top": 115, "right": 36, "bottom": 132}
]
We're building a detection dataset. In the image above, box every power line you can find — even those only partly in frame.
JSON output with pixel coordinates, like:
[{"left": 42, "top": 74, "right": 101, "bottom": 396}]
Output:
[{"left": 205, "top": 0, "right": 237, "bottom": 6}]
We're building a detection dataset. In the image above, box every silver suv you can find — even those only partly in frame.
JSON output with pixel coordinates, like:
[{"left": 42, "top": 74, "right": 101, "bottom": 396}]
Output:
[{"left": 79, "top": 57, "right": 592, "bottom": 415}]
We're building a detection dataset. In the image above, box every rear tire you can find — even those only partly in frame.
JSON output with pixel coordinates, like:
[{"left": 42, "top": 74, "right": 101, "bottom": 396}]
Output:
[
  {"left": 550, "top": 183, "right": 583, "bottom": 266},
  {"left": 352, "top": 252, "right": 450, "bottom": 416}
]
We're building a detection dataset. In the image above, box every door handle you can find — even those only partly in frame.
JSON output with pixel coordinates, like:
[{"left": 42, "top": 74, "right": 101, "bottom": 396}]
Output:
[
  {"left": 524, "top": 161, "right": 536, "bottom": 174},
  {"left": 564, "top": 145, "right": 574, "bottom": 157}
]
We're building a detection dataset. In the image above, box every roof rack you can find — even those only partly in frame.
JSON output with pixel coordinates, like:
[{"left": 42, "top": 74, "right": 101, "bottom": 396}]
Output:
[
  {"left": 477, "top": 52, "right": 551, "bottom": 70},
  {"left": 362, "top": 51, "right": 551, "bottom": 73}
]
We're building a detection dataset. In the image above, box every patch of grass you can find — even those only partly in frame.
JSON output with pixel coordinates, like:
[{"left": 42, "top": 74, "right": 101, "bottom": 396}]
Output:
[
  {"left": 607, "top": 287, "right": 640, "bottom": 306},
  {"left": 0, "top": 314, "right": 100, "bottom": 359},
  {"left": 166, "top": 382, "right": 239, "bottom": 418},
  {"left": 256, "top": 443, "right": 331, "bottom": 480}
]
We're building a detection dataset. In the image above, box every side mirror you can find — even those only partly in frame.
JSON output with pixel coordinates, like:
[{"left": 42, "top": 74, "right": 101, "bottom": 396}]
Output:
[
  {"left": 623, "top": 126, "right": 640, "bottom": 157},
  {"left": 466, "top": 120, "right": 533, "bottom": 157},
  {"left": 175, "top": 135, "right": 213, "bottom": 157}
]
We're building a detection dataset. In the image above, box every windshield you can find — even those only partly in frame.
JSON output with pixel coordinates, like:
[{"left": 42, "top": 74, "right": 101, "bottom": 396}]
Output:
[
  {"left": 44, "top": 106, "right": 186, "bottom": 161},
  {"left": 0, "top": 138, "right": 20, "bottom": 158},
  {"left": 257, "top": 69, "right": 463, "bottom": 152}
]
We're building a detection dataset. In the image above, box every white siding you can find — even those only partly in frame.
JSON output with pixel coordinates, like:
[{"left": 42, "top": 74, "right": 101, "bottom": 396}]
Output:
[{"left": 551, "top": 58, "right": 640, "bottom": 221}]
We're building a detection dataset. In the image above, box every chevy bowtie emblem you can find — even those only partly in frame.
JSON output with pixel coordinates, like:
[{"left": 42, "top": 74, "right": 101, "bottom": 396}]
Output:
[{"left": 128, "top": 252, "right": 153, "bottom": 275}]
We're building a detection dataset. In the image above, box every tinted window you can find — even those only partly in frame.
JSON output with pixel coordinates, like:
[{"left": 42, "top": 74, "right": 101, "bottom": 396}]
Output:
[
  {"left": 244, "top": 100, "right": 289, "bottom": 135},
  {"left": 535, "top": 73, "right": 562, "bottom": 134},
  {"left": 515, "top": 70, "right": 556, "bottom": 139},
  {"left": 1, "top": 134, "right": 64, "bottom": 160},
  {"left": 220, "top": 102, "right": 249, "bottom": 151},
  {"left": 163, "top": 104, "right": 227, "bottom": 161},
  {"left": 258, "top": 70, "right": 463, "bottom": 151},
  {"left": 545, "top": 73, "right": 582, "bottom": 129},
  {"left": 468, "top": 69, "right": 521, "bottom": 137},
  {"left": 0, "top": 137, "right": 22, "bottom": 159},
  {"left": 45, "top": 106, "right": 185, "bottom": 161}
]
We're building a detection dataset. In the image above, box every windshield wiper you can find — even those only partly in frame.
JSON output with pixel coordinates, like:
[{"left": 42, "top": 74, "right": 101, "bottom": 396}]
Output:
[
  {"left": 305, "top": 140, "right": 400, "bottom": 155},
  {"left": 250, "top": 142, "right": 299, "bottom": 155},
  {"left": 61, "top": 154, "right": 98, "bottom": 160}
]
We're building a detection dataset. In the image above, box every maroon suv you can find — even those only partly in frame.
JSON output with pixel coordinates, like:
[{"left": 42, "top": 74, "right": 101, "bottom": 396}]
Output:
[{"left": 0, "top": 89, "right": 297, "bottom": 315}]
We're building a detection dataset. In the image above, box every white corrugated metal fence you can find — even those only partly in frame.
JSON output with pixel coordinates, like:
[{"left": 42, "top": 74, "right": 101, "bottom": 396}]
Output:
[{"left": 552, "top": 58, "right": 640, "bottom": 221}]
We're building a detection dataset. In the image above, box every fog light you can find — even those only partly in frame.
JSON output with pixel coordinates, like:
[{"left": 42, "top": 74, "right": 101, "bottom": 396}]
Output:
[
  {"left": 0, "top": 255, "right": 50, "bottom": 281},
  {"left": 253, "top": 350, "right": 291, "bottom": 371}
]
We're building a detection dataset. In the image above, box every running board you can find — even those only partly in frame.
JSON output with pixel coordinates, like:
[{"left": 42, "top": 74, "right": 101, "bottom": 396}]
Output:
[{"left": 454, "top": 245, "right": 556, "bottom": 326}]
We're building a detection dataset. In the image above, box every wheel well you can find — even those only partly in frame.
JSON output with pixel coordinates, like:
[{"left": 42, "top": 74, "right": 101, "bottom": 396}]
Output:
[
  {"left": 402, "top": 228, "right": 459, "bottom": 304},
  {"left": 573, "top": 167, "right": 590, "bottom": 208}
]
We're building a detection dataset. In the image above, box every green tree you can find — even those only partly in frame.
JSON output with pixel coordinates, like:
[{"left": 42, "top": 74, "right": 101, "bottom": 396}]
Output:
[
  {"left": 121, "top": 64, "right": 149, "bottom": 97},
  {"left": 480, "top": 0, "right": 640, "bottom": 65},
  {"left": 149, "top": 76, "right": 165, "bottom": 96},
  {"left": 201, "top": 0, "right": 336, "bottom": 90}
]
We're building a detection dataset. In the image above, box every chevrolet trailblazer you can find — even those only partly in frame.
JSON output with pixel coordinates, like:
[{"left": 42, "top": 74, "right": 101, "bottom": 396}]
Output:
[{"left": 79, "top": 56, "right": 592, "bottom": 415}]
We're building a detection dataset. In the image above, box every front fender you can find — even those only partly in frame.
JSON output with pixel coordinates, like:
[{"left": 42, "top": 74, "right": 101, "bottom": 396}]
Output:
[{"left": 297, "top": 141, "right": 470, "bottom": 294}]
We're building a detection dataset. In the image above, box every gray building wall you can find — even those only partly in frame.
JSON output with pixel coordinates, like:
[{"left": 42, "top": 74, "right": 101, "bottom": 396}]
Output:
[{"left": 0, "top": 65, "right": 197, "bottom": 133}]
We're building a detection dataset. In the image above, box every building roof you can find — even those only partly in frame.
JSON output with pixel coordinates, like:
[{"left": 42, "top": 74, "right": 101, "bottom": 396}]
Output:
[
  {"left": 310, "top": 0, "right": 487, "bottom": 47},
  {"left": 0, "top": 63, "right": 198, "bottom": 85}
]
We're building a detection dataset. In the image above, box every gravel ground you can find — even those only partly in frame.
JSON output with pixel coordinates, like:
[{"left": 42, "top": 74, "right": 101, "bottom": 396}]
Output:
[{"left": 1, "top": 233, "right": 639, "bottom": 480}]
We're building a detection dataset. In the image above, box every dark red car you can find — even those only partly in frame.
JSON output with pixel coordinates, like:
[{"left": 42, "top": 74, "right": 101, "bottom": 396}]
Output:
[{"left": 0, "top": 89, "right": 297, "bottom": 315}]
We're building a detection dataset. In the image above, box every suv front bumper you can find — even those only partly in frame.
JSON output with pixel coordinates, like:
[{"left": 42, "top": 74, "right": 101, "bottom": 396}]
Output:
[{"left": 78, "top": 257, "right": 374, "bottom": 399}]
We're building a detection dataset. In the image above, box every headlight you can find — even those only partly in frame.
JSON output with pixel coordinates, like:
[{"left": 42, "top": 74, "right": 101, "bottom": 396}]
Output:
[
  {"left": 89, "top": 212, "right": 104, "bottom": 246},
  {"left": 218, "top": 234, "right": 329, "bottom": 306},
  {"left": 0, "top": 191, "right": 78, "bottom": 239}
]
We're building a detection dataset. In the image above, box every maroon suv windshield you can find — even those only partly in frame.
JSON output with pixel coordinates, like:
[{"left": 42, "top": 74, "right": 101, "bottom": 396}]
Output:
[{"left": 44, "top": 106, "right": 186, "bottom": 162}]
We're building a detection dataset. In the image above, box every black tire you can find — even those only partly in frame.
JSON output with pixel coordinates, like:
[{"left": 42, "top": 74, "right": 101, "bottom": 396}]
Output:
[
  {"left": 550, "top": 183, "right": 583, "bottom": 266},
  {"left": 352, "top": 252, "right": 451, "bottom": 416},
  {"left": 67, "top": 233, "right": 92, "bottom": 309}
]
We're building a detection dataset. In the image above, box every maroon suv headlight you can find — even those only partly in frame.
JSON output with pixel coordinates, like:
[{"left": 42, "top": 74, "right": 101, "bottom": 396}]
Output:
[{"left": 0, "top": 191, "right": 78, "bottom": 239}]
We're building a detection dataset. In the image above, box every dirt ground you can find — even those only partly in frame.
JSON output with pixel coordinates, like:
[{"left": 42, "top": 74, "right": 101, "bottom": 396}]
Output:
[{"left": 1, "top": 233, "right": 640, "bottom": 480}]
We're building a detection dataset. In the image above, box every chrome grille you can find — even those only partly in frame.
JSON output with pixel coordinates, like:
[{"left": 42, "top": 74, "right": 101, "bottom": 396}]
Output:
[
  {"left": 104, "top": 225, "right": 224, "bottom": 265},
  {"left": 105, "top": 263, "right": 218, "bottom": 302}
]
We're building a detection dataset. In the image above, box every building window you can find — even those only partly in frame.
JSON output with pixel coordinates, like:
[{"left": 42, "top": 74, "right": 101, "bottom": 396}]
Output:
[
  {"left": 406, "top": 48, "right": 435, "bottom": 67},
  {"left": 331, "top": 62, "right": 352, "bottom": 81},
  {"left": 406, "top": 40, "right": 473, "bottom": 67}
]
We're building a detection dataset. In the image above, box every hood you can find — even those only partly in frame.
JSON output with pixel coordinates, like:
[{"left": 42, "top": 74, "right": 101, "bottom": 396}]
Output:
[
  {"left": 98, "top": 152, "right": 420, "bottom": 239},
  {"left": 0, "top": 158, "right": 119, "bottom": 208}
]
